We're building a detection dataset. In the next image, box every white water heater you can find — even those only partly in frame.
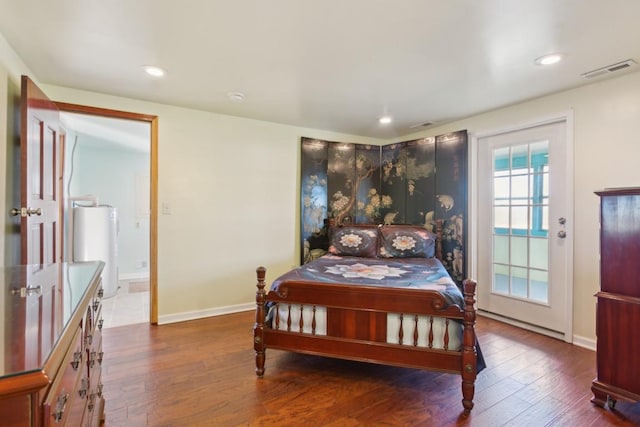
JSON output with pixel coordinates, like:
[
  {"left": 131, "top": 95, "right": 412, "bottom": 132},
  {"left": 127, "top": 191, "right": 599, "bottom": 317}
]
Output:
[{"left": 73, "top": 206, "right": 119, "bottom": 298}]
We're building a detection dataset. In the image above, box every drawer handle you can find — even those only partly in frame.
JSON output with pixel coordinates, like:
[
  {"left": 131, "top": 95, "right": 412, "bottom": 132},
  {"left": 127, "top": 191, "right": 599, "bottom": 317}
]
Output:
[
  {"left": 53, "top": 392, "right": 69, "bottom": 422},
  {"left": 90, "top": 351, "right": 96, "bottom": 368},
  {"left": 87, "top": 393, "right": 95, "bottom": 412},
  {"left": 85, "top": 334, "right": 93, "bottom": 346},
  {"left": 98, "top": 351, "right": 104, "bottom": 365},
  {"left": 93, "top": 299, "right": 100, "bottom": 311},
  {"left": 98, "top": 319, "right": 104, "bottom": 330},
  {"left": 70, "top": 351, "right": 82, "bottom": 370},
  {"left": 98, "top": 383, "right": 104, "bottom": 397},
  {"left": 78, "top": 378, "right": 88, "bottom": 398},
  {"left": 98, "top": 287, "right": 104, "bottom": 298}
]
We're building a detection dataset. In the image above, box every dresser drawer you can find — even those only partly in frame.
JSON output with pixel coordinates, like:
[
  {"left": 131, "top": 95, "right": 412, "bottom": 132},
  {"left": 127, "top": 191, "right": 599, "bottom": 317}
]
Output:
[
  {"left": 84, "top": 364, "right": 104, "bottom": 427},
  {"left": 595, "top": 295, "right": 640, "bottom": 395},
  {"left": 42, "top": 327, "right": 87, "bottom": 426}
]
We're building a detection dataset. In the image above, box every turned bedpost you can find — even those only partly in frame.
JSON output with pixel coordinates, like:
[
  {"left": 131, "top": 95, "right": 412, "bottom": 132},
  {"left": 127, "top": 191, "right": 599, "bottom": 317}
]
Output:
[
  {"left": 254, "top": 266, "right": 267, "bottom": 377},
  {"left": 461, "top": 279, "right": 478, "bottom": 415}
]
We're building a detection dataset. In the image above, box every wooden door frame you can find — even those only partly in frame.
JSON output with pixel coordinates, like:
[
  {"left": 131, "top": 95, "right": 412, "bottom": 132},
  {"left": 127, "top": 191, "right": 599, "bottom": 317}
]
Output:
[{"left": 55, "top": 102, "right": 159, "bottom": 325}]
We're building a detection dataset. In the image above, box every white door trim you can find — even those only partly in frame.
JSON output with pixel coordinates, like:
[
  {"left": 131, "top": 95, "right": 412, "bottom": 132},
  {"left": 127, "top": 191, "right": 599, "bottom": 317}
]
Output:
[{"left": 469, "top": 110, "right": 574, "bottom": 342}]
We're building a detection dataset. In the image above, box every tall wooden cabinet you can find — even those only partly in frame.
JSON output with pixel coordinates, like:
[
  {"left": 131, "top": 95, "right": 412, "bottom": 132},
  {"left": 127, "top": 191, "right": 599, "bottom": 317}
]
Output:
[
  {"left": 0, "top": 261, "right": 105, "bottom": 426},
  {"left": 592, "top": 188, "right": 640, "bottom": 408}
]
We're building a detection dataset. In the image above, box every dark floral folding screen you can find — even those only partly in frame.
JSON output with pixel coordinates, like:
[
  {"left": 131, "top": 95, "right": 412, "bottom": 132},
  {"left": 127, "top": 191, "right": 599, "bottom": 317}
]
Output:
[{"left": 300, "top": 130, "right": 467, "bottom": 283}]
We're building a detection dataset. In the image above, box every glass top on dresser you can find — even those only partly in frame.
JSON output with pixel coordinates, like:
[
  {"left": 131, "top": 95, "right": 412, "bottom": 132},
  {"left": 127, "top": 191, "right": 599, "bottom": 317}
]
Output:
[{"left": 0, "top": 261, "right": 104, "bottom": 378}]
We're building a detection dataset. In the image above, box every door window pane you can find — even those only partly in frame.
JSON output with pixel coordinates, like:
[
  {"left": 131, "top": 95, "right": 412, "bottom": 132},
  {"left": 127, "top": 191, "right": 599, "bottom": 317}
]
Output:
[
  {"left": 494, "top": 206, "right": 509, "bottom": 233},
  {"left": 493, "top": 235, "right": 509, "bottom": 264},
  {"left": 510, "top": 266, "right": 528, "bottom": 298},
  {"left": 494, "top": 177, "right": 510, "bottom": 202},
  {"left": 511, "top": 206, "right": 528, "bottom": 234},
  {"left": 530, "top": 238, "right": 548, "bottom": 270},
  {"left": 494, "top": 147, "right": 510, "bottom": 172},
  {"left": 510, "top": 236, "right": 528, "bottom": 267},
  {"left": 530, "top": 269, "right": 548, "bottom": 303},
  {"left": 511, "top": 145, "right": 528, "bottom": 169},
  {"left": 511, "top": 175, "right": 529, "bottom": 205},
  {"left": 493, "top": 264, "right": 509, "bottom": 294},
  {"left": 491, "top": 141, "right": 550, "bottom": 303}
]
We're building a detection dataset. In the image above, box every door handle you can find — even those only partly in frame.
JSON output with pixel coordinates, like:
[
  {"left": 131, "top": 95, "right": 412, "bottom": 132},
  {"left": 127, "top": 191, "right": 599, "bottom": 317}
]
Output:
[
  {"left": 10, "top": 207, "right": 42, "bottom": 217},
  {"left": 557, "top": 217, "right": 567, "bottom": 238}
]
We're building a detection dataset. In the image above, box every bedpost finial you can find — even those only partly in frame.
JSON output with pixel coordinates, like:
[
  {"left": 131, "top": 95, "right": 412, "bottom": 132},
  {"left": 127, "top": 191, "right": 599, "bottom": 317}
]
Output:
[
  {"left": 463, "top": 279, "right": 477, "bottom": 296},
  {"left": 256, "top": 266, "right": 266, "bottom": 280}
]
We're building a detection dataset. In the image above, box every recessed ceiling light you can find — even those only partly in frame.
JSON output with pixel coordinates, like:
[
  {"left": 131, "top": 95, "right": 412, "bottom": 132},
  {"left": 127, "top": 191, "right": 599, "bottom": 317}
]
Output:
[
  {"left": 227, "top": 91, "right": 246, "bottom": 102},
  {"left": 534, "top": 53, "right": 565, "bottom": 66},
  {"left": 143, "top": 65, "right": 166, "bottom": 77},
  {"left": 379, "top": 116, "right": 392, "bottom": 125}
]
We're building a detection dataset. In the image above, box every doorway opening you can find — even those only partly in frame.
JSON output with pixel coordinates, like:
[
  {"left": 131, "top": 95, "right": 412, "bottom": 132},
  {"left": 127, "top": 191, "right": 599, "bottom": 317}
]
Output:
[{"left": 57, "top": 102, "right": 158, "bottom": 326}]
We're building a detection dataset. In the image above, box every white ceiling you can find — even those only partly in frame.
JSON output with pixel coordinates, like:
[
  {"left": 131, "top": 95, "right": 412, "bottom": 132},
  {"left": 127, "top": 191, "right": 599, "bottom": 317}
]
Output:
[
  {"left": 1, "top": 0, "right": 639, "bottom": 140},
  {"left": 60, "top": 112, "right": 151, "bottom": 153}
]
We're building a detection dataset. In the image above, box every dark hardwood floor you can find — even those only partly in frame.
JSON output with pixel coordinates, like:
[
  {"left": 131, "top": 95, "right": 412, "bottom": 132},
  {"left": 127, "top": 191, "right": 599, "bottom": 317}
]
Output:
[{"left": 101, "top": 311, "right": 640, "bottom": 426}]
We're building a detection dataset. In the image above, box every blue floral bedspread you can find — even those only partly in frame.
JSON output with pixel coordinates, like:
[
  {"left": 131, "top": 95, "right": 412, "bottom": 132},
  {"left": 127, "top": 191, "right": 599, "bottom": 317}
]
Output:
[
  {"left": 270, "top": 254, "right": 465, "bottom": 309},
  {"left": 268, "top": 254, "right": 486, "bottom": 372}
]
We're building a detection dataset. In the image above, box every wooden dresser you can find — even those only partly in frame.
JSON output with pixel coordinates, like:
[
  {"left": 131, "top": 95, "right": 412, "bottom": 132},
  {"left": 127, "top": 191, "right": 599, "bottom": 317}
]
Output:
[
  {"left": 0, "top": 261, "right": 105, "bottom": 426},
  {"left": 592, "top": 188, "right": 640, "bottom": 409}
]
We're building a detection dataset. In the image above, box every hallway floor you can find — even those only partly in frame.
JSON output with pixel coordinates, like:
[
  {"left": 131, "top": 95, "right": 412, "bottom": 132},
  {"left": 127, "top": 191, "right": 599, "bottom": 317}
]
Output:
[{"left": 101, "top": 278, "right": 149, "bottom": 328}]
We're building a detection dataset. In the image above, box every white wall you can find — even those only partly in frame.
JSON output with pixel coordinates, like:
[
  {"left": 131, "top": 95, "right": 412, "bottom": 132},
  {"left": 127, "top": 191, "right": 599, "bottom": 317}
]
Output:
[
  {"left": 70, "top": 138, "right": 150, "bottom": 278},
  {"left": 397, "top": 70, "right": 640, "bottom": 343}
]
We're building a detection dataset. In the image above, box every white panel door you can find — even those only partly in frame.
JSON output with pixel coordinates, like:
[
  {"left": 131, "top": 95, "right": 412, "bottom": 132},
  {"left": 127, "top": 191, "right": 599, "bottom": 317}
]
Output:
[{"left": 477, "top": 119, "right": 572, "bottom": 338}]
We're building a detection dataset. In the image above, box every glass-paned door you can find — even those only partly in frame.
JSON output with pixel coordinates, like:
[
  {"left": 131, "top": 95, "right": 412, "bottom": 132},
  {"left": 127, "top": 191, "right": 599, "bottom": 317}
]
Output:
[{"left": 477, "top": 120, "right": 571, "bottom": 337}]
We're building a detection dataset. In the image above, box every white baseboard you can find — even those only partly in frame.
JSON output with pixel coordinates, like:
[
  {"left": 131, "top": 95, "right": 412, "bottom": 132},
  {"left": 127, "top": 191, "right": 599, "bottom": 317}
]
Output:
[
  {"left": 572, "top": 334, "right": 596, "bottom": 351},
  {"left": 119, "top": 272, "right": 150, "bottom": 281},
  {"left": 478, "top": 310, "right": 568, "bottom": 342},
  {"left": 158, "top": 302, "right": 255, "bottom": 325},
  {"left": 478, "top": 310, "right": 596, "bottom": 351}
]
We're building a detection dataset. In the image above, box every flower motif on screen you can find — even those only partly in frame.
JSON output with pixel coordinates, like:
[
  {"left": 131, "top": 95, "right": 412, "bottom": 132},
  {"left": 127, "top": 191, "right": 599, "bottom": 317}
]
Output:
[
  {"left": 339, "top": 233, "right": 362, "bottom": 248},
  {"left": 331, "top": 191, "right": 350, "bottom": 212},
  {"left": 392, "top": 235, "right": 416, "bottom": 251},
  {"left": 325, "top": 263, "right": 408, "bottom": 280}
]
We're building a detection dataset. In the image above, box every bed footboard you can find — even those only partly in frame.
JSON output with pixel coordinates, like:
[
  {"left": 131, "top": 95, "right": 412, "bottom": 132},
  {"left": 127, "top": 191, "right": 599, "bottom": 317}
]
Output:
[{"left": 253, "top": 266, "right": 479, "bottom": 415}]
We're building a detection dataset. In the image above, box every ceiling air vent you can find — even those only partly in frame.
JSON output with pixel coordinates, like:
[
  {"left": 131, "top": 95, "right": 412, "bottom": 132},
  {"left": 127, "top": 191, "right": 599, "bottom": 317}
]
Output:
[
  {"left": 409, "top": 121, "right": 434, "bottom": 129},
  {"left": 581, "top": 59, "right": 637, "bottom": 79}
]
